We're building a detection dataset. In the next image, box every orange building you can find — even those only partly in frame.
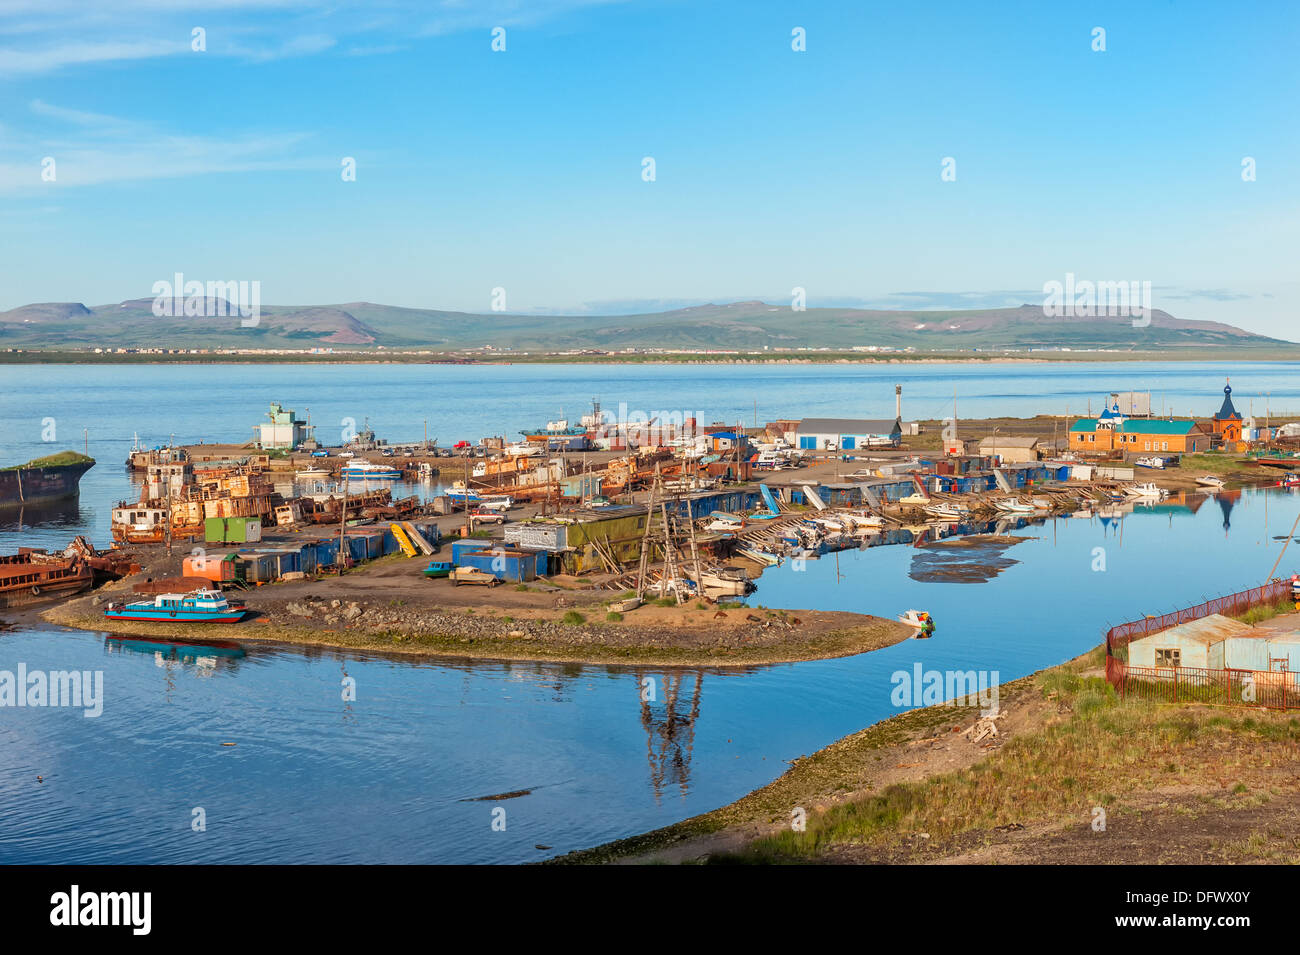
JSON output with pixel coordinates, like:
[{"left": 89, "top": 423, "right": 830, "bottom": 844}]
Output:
[
  {"left": 1069, "top": 417, "right": 1210, "bottom": 455},
  {"left": 1210, "top": 380, "right": 1243, "bottom": 448}
]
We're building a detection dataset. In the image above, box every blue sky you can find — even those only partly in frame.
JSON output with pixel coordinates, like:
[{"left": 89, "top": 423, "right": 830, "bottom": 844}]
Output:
[{"left": 0, "top": 0, "right": 1296, "bottom": 335}]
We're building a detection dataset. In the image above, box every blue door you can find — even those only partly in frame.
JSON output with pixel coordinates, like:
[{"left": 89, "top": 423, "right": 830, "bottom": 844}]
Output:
[
  {"left": 799, "top": 436, "right": 816, "bottom": 450},
  {"left": 841, "top": 436, "right": 856, "bottom": 450}
]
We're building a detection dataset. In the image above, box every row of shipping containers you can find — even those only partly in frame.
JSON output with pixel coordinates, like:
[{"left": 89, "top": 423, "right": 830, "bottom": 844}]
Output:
[
  {"left": 451, "top": 539, "right": 547, "bottom": 582},
  {"left": 183, "top": 522, "right": 442, "bottom": 585}
]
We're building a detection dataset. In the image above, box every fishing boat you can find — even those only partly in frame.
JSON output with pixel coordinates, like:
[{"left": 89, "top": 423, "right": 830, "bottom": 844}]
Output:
[
  {"left": 446, "top": 484, "right": 482, "bottom": 504},
  {"left": 295, "top": 467, "right": 332, "bottom": 480},
  {"left": 692, "top": 566, "right": 755, "bottom": 596},
  {"left": 422, "top": 560, "right": 453, "bottom": 579},
  {"left": 520, "top": 417, "right": 588, "bottom": 443},
  {"left": 340, "top": 461, "right": 401, "bottom": 481},
  {"left": 1135, "top": 455, "right": 1167, "bottom": 470},
  {"left": 898, "top": 609, "right": 935, "bottom": 637},
  {"left": 1195, "top": 475, "right": 1226, "bottom": 489},
  {"left": 993, "top": 499, "right": 1035, "bottom": 514},
  {"left": 103, "top": 589, "right": 247, "bottom": 623}
]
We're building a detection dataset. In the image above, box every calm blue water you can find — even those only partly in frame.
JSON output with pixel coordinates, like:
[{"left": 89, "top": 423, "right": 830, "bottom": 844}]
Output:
[{"left": 1, "top": 363, "right": 1297, "bottom": 863}]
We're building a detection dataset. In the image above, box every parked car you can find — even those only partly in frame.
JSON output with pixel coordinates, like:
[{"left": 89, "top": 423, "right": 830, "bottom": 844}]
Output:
[
  {"left": 450, "top": 566, "right": 501, "bottom": 587},
  {"left": 469, "top": 509, "right": 506, "bottom": 524},
  {"left": 311, "top": 450, "right": 329, "bottom": 457},
  {"left": 380, "top": 447, "right": 394, "bottom": 457}
]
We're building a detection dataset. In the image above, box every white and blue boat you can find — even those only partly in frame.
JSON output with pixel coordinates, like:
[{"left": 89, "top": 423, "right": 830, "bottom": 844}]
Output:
[
  {"left": 340, "top": 461, "right": 401, "bottom": 481},
  {"left": 103, "top": 589, "right": 247, "bottom": 623}
]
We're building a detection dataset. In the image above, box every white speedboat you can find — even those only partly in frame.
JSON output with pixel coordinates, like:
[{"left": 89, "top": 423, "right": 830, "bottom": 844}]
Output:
[
  {"left": 1124, "top": 482, "right": 1167, "bottom": 499},
  {"left": 1195, "top": 475, "right": 1226, "bottom": 489},
  {"left": 993, "top": 499, "right": 1035, "bottom": 514},
  {"left": 1135, "top": 455, "right": 1166, "bottom": 469}
]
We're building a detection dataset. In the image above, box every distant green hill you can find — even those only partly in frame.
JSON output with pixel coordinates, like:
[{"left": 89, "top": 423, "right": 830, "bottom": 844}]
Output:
[{"left": 0, "top": 299, "right": 1288, "bottom": 352}]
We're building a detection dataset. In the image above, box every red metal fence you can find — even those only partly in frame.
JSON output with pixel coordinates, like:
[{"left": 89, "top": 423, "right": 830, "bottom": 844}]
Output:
[{"left": 1105, "top": 579, "right": 1298, "bottom": 709}]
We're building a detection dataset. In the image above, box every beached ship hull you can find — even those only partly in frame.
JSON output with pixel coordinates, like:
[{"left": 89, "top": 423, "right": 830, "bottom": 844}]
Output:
[
  {"left": 0, "top": 552, "right": 94, "bottom": 609},
  {"left": 0, "top": 458, "right": 94, "bottom": 511}
]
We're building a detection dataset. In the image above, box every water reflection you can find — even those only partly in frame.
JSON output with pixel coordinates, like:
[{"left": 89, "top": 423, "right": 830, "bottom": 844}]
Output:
[
  {"left": 635, "top": 671, "right": 704, "bottom": 803},
  {"left": 0, "top": 497, "right": 84, "bottom": 532}
]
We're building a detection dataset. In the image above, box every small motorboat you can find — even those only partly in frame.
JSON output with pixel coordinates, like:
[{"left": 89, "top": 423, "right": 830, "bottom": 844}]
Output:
[
  {"left": 1124, "top": 482, "right": 1167, "bottom": 499},
  {"left": 103, "top": 589, "right": 247, "bottom": 623},
  {"left": 899, "top": 609, "right": 935, "bottom": 637},
  {"left": 340, "top": 461, "right": 401, "bottom": 480},
  {"left": 993, "top": 499, "right": 1035, "bottom": 514},
  {"left": 422, "top": 560, "right": 453, "bottom": 579},
  {"left": 1135, "top": 455, "right": 1167, "bottom": 470},
  {"left": 1195, "top": 475, "right": 1226, "bottom": 489}
]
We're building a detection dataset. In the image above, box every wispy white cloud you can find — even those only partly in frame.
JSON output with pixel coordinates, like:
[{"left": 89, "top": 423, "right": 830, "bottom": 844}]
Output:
[
  {"left": 0, "top": 38, "right": 187, "bottom": 75},
  {"left": 0, "top": 0, "right": 632, "bottom": 75},
  {"left": 0, "top": 100, "right": 322, "bottom": 193}
]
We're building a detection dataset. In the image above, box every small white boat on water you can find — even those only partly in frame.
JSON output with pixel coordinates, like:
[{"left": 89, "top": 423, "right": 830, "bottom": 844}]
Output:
[
  {"left": 993, "top": 499, "right": 1035, "bottom": 514},
  {"left": 1196, "top": 475, "right": 1226, "bottom": 489},
  {"left": 898, "top": 609, "right": 935, "bottom": 636},
  {"left": 1124, "top": 482, "right": 1167, "bottom": 499}
]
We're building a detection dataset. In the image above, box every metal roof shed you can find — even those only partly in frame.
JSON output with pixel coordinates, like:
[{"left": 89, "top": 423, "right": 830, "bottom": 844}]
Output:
[{"left": 1126, "top": 614, "right": 1252, "bottom": 669}]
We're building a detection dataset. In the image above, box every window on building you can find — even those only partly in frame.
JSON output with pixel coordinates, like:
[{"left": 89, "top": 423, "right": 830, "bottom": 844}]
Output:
[
  {"left": 1161, "top": 442, "right": 1168, "bottom": 451},
  {"left": 1155, "top": 648, "right": 1181, "bottom": 668}
]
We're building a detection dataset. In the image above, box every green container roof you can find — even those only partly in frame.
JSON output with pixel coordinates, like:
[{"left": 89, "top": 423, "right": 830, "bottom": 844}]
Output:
[{"left": 1071, "top": 418, "right": 1200, "bottom": 435}]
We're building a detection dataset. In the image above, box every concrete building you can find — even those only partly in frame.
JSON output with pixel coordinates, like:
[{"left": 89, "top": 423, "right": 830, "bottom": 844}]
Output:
[{"left": 254, "top": 403, "right": 313, "bottom": 450}]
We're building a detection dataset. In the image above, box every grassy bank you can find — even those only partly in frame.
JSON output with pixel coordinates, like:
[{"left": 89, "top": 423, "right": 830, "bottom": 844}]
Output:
[{"left": 558, "top": 645, "right": 1300, "bottom": 864}]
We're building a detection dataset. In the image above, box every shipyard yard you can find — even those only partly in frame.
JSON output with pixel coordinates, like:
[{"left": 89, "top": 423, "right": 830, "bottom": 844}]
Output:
[{"left": 6, "top": 362, "right": 1300, "bottom": 870}]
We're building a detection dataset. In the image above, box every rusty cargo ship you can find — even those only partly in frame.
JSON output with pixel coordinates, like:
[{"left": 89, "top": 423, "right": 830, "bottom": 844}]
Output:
[{"left": 0, "top": 452, "right": 95, "bottom": 511}]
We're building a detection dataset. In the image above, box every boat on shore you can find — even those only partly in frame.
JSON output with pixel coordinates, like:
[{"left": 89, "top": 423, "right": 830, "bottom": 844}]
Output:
[
  {"left": 1135, "top": 455, "right": 1167, "bottom": 470},
  {"left": 1195, "top": 475, "right": 1226, "bottom": 489},
  {"left": 0, "top": 550, "right": 94, "bottom": 609},
  {"left": 0, "top": 451, "right": 95, "bottom": 511},
  {"left": 103, "top": 589, "right": 247, "bottom": 623},
  {"left": 422, "top": 560, "right": 453, "bottom": 579}
]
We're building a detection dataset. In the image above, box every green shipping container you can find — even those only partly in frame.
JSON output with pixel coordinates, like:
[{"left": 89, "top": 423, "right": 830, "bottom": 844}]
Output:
[{"left": 205, "top": 516, "right": 263, "bottom": 544}]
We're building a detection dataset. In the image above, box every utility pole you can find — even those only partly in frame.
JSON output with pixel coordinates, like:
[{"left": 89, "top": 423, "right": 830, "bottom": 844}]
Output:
[
  {"left": 338, "top": 473, "right": 349, "bottom": 574},
  {"left": 463, "top": 453, "right": 472, "bottom": 533}
]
